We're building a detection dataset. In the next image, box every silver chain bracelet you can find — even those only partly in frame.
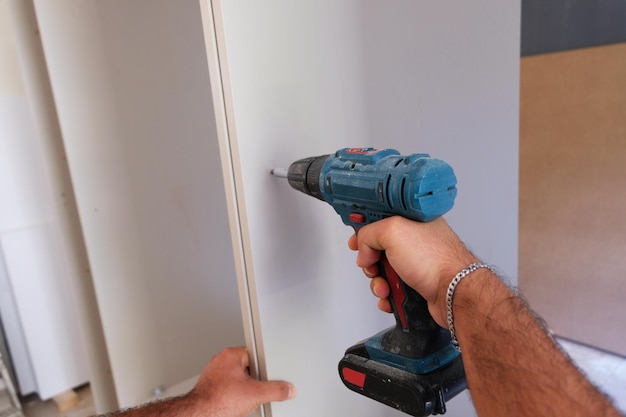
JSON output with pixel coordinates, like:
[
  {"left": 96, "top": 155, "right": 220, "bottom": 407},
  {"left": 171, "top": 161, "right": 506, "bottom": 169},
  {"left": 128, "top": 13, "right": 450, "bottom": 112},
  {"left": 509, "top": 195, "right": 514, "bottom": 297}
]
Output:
[{"left": 446, "top": 262, "right": 494, "bottom": 351}]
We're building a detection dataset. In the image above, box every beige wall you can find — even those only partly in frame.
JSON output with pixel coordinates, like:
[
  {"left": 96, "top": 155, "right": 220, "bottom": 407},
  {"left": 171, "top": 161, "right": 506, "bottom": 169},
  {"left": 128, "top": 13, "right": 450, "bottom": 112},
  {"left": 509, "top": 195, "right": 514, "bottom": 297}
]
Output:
[{"left": 519, "top": 43, "right": 626, "bottom": 356}]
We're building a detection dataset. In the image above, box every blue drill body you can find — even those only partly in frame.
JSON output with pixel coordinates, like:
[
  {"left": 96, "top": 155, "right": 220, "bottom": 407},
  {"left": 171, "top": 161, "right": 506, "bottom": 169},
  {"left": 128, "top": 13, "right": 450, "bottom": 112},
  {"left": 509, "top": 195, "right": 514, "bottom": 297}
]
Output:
[
  {"left": 316, "top": 148, "right": 457, "bottom": 226},
  {"left": 282, "top": 148, "right": 466, "bottom": 416}
]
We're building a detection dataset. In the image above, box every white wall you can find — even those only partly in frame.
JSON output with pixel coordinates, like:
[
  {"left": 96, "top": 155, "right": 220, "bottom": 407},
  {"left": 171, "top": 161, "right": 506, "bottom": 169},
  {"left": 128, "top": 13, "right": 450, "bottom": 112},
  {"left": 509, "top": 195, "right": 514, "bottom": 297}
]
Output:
[
  {"left": 206, "top": 1, "right": 519, "bottom": 416},
  {"left": 0, "top": 0, "right": 89, "bottom": 399},
  {"left": 33, "top": 0, "right": 244, "bottom": 409}
]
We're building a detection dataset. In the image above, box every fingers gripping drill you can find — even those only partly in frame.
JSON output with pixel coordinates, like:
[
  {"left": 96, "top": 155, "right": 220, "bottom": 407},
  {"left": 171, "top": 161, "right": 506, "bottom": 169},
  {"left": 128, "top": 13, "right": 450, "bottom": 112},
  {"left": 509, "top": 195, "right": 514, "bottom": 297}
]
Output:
[{"left": 272, "top": 148, "right": 465, "bottom": 416}]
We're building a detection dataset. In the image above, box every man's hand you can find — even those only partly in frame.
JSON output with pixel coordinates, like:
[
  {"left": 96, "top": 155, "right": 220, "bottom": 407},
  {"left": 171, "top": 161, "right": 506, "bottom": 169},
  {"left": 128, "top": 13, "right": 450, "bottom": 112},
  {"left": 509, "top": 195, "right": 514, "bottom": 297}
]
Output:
[
  {"left": 106, "top": 347, "right": 295, "bottom": 417},
  {"left": 348, "top": 216, "right": 477, "bottom": 327},
  {"left": 189, "top": 347, "right": 296, "bottom": 417}
]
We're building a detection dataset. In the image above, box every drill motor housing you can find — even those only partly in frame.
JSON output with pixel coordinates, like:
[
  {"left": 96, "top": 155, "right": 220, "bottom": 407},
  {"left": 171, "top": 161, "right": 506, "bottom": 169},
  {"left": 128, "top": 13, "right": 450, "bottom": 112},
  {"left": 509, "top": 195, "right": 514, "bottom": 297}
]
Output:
[{"left": 287, "top": 148, "right": 457, "bottom": 226}]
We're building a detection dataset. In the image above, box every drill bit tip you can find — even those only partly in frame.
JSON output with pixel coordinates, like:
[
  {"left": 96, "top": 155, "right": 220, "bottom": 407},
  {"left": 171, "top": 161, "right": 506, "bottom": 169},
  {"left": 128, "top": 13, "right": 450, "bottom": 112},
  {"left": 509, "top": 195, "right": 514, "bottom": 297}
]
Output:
[{"left": 270, "top": 168, "right": 288, "bottom": 178}]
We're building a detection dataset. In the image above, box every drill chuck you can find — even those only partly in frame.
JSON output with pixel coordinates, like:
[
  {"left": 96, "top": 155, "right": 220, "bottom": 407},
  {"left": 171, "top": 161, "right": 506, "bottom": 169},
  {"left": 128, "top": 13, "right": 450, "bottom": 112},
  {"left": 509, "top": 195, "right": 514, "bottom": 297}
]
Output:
[{"left": 285, "top": 155, "right": 330, "bottom": 201}]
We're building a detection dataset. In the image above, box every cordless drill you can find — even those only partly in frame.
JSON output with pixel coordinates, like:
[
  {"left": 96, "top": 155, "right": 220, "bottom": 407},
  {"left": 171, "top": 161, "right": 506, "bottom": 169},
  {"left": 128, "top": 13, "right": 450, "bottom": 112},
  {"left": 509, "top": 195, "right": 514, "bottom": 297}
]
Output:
[{"left": 272, "top": 148, "right": 466, "bottom": 416}]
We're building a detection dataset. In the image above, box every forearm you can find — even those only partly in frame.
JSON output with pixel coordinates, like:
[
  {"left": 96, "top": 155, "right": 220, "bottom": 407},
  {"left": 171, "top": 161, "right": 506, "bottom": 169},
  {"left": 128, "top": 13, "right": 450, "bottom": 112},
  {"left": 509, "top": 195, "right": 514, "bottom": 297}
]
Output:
[
  {"left": 451, "top": 270, "right": 622, "bottom": 417},
  {"left": 102, "top": 393, "right": 203, "bottom": 417}
]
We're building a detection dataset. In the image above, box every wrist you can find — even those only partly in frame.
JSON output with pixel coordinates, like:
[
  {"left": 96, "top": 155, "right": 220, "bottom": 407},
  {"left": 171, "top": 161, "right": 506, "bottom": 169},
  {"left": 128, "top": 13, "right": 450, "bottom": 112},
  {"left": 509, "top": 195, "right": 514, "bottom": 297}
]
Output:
[
  {"left": 433, "top": 253, "right": 481, "bottom": 326},
  {"left": 446, "top": 266, "right": 515, "bottom": 352},
  {"left": 445, "top": 263, "right": 495, "bottom": 350}
]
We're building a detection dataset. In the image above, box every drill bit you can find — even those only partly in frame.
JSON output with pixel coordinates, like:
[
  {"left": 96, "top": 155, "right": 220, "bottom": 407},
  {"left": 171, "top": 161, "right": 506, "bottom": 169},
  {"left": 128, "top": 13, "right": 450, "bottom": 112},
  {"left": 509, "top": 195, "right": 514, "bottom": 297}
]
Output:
[{"left": 270, "top": 168, "right": 288, "bottom": 178}]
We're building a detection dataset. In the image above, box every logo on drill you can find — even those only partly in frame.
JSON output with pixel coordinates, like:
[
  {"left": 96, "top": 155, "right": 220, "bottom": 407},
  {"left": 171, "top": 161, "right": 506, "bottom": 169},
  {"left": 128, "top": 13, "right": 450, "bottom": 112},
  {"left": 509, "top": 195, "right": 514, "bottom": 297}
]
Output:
[{"left": 346, "top": 147, "right": 379, "bottom": 155}]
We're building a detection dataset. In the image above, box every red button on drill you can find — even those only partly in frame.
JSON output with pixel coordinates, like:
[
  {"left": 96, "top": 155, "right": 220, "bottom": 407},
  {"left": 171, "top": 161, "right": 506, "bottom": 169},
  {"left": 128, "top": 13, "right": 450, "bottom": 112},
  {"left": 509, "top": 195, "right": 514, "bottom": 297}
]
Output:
[
  {"left": 349, "top": 213, "right": 366, "bottom": 223},
  {"left": 342, "top": 367, "right": 366, "bottom": 388}
]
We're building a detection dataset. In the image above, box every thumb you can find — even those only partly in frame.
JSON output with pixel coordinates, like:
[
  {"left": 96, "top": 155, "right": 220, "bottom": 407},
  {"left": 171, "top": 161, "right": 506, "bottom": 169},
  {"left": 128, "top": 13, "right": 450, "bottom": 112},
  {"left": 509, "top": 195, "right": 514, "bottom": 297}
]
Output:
[{"left": 253, "top": 380, "right": 297, "bottom": 403}]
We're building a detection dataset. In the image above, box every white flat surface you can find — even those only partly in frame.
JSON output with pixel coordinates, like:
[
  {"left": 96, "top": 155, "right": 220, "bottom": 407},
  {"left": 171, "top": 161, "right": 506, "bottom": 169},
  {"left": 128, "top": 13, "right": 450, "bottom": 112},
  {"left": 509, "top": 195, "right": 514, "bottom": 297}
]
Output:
[
  {"left": 559, "top": 339, "right": 626, "bottom": 414},
  {"left": 1, "top": 226, "right": 87, "bottom": 399},
  {"left": 0, "top": 96, "right": 41, "bottom": 396},
  {"left": 33, "top": 0, "right": 244, "bottom": 408},
  {"left": 0, "top": 94, "right": 88, "bottom": 398},
  {"left": 209, "top": 1, "right": 520, "bottom": 416},
  {"left": 0, "top": 98, "right": 51, "bottom": 232}
]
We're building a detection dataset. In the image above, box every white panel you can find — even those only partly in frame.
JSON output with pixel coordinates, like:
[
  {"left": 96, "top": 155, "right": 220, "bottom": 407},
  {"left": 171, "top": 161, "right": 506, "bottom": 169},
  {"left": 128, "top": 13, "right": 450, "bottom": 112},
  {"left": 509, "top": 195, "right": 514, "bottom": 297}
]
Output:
[
  {"left": 8, "top": 0, "right": 117, "bottom": 408},
  {"left": 0, "top": 96, "right": 44, "bottom": 396},
  {"left": 0, "top": 246, "right": 36, "bottom": 395},
  {"left": 1, "top": 226, "right": 87, "bottom": 399},
  {"left": 356, "top": 2, "right": 520, "bottom": 276},
  {"left": 208, "top": 1, "right": 519, "bottom": 417},
  {"left": 91, "top": 1, "right": 244, "bottom": 391},
  {"left": 34, "top": 0, "right": 244, "bottom": 408},
  {"left": 0, "top": 93, "right": 89, "bottom": 398},
  {"left": 0, "top": 97, "right": 52, "bottom": 231}
]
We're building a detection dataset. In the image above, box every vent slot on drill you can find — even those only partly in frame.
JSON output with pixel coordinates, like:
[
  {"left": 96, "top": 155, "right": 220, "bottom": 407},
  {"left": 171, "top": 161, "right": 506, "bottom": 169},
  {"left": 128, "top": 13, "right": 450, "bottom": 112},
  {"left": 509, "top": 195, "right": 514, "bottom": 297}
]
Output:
[
  {"left": 385, "top": 175, "right": 393, "bottom": 208},
  {"left": 377, "top": 182, "right": 384, "bottom": 203},
  {"left": 400, "top": 177, "right": 408, "bottom": 211}
]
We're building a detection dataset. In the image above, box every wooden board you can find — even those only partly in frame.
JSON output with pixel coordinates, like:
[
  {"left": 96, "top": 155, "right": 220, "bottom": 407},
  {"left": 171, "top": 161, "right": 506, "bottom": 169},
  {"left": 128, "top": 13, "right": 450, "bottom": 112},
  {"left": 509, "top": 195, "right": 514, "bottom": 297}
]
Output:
[
  {"left": 519, "top": 43, "right": 626, "bottom": 356},
  {"left": 203, "top": 1, "right": 521, "bottom": 416}
]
